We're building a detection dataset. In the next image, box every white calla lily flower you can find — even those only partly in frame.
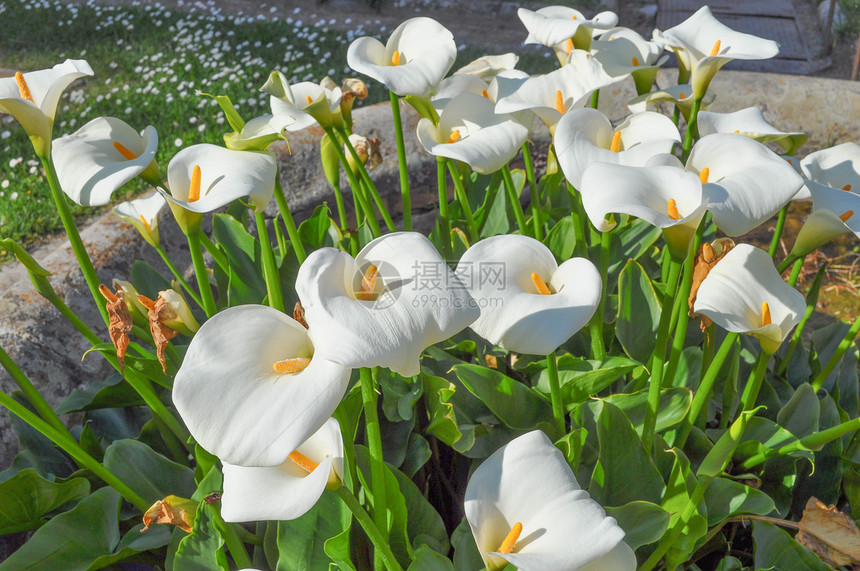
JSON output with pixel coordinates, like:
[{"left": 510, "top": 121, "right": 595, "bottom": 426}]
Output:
[
  {"left": 653, "top": 6, "right": 779, "bottom": 98},
  {"left": 801, "top": 142, "right": 860, "bottom": 190},
  {"left": 221, "top": 418, "right": 344, "bottom": 522},
  {"left": 113, "top": 192, "right": 167, "bottom": 248},
  {"left": 296, "top": 232, "right": 479, "bottom": 377},
  {"left": 465, "top": 430, "right": 635, "bottom": 571},
  {"left": 0, "top": 59, "right": 93, "bottom": 157},
  {"left": 432, "top": 74, "right": 489, "bottom": 113},
  {"left": 52, "top": 117, "right": 159, "bottom": 206},
  {"left": 172, "top": 305, "right": 351, "bottom": 467},
  {"left": 346, "top": 17, "right": 457, "bottom": 97},
  {"left": 555, "top": 107, "right": 680, "bottom": 189},
  {"left": 262, "top": 71, "right": 342, "bottom": 129},
  {"left": 457, "top": 235, "right": 601, "bottom": 355},
  {"left": 495, "top": 51, "right": 615, "bottom": 131},
  {"left": 223, "top": 113, "right": 295, "bottom": 151},
  {"left": 417, "top": 93, "right": 530, "bottom": 174},
  {"left": 454, "top": 53, "right": 519, "bottom": 82},
  {"left": 693, "top": 244, "right": 804, "bottom": 355},
  {"left": 579, "top": 162, "right": 707, "bottom": 260},
  {"left": 518, "top": 6, "right": 618, "bottom": 55},
  {"left": 591, "top": 27, "right": 668, "bottom": 94},
  {"left": 159, "top": 143, "right": 277, "bottom": 228},
  {"left": 697, "top": 107, "right": 807, "bottom": 155},
  {"left": 789, "top": 184, "right": 860, "bottom": 258},
  {"left": 687, "top": 134, "right": 803, "bottom": 236}
]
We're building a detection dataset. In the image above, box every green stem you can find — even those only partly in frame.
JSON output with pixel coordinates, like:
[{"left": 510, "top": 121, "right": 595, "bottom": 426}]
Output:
[
  {"left": 589, "top": 229, "right": 611, "bottom": 360},
  {"left": 565, "top": 182, "right": 588, "bottom": 258},
  {"left": 738, "top": 350, "right": 772, "bottom": 416},
  {"left": 590, "top": 89, "right": 599, "bottom": 109},
  {"left": 255, "top": 212, "right": 285, "bottom": 312},
  {"left": 186, "top": 232, "right": 217, "bottom": 318},
  {"left": 336, "top": 486, "right": 404, "bottom": 571},
  {"left": 273, "top": 213, "right": 288, "bottom": 258},
  {"left": 390, "top": 91, "right": 412, "bottom": 231},
  {"left": 273, "top": 178, "right": 306, "bottom": 263},
  {"left": 768, "top": 205, "right": 789, "bottom": 257},
  {"left": 777, "top": 264, "right": 826, "bottom": 375},
  {"left": 787, "top": 257, "right": 804, "bottom": 287},
  {"left": 330, "top": 176, "right": 350, "bottom": 234},
  {"left": 663, "top": 231, "right": 701, "bottom": 384},
  {"left": 324, "top": 127, "right": 381, "bottom": 238},
  {"left": 337, "top": 126, "right": 396, "bottom": 233},
  {"left": 720, "top": 344, "right": 741, "bottom": 430},
  {"left": 501, "top": 165, "right": 528, "bottom": 237},
  {"left": 642, "top": 258, "right": 683, "bottom": 452},
  {"left": 446, "top": 160, "right": 479, "bottom": 243},
  {"left": 521, "top": 143, "right": 542, "bottom": 240},
  {"left": 676, "top": 332, "right": 740, "bottom": 448},
  {"left": 546, "top": 352, "right": 565, "bottom": 436},
  {"left": 154, "top": 244, "right": 203, "bottom": 309},
  {"left": 0, "top": 344, "right": 69, "bottom": 436},
  {"left": 777, "top": 252, "right": 801, "bottom": 275},
  {"left": 640, "top": 476, "right": 710, "bottom": 571},
  {"left": 198, "top": 233, "right": 228, "bottom": 273},
  {"left": 210, "top": 504, "right": 253, "bottom": 569},
  {"left": 680, "top": 97, "right": 702, "bottom": 164},
  {"left": 436, "top": 158, "right": 452, "bottom": 260},
  {"left": 811, "top": 313, "right": 860, "bottom": 392},
  {"left": 124, "top": 367, "right": 192, "bottom": 449},
  {"left": 359, "top": 368, "right": 388, "bottom": 543},
  {"left": 40, "top": 155, "right": 109, "bottom": 324},
  {"left": 0, "top": 385, "right": 148, "bottom": 511}
]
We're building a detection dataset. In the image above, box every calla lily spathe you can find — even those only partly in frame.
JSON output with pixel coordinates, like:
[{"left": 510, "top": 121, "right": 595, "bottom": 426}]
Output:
[
  {"left": 457, "top": 235, "right": 601, "bottom": 355},
  {"left": 627, "top": 83, "right": 714, "bottom": 118},
  {"left": 346, "top": 17, "right": 457, "bottom": 97},
  {"left": 0, "top": 59, "right": 93, "bottom": 157},
  {"left": 113, "top": 191, "right": 167, "bottom": 248},
  {"left": 417, "top": 92, "right": 530, "bottom": 174},
  {"left": 464, "top": 430, "right": 635, "bottom": 571},
  {"left": 789, "top": 182, "right": 860, "bottom": 257},
  {"left": 697, "top": 107, "right": 807, "bottom": 155},
  {"left": 454, "top": 53, "right": 519, "bottom": 83},
  {"left": 579, "top": 162, "right": 707, "bottom": 260},
  {"left": 591, "top": 27, "right": 668, "bottom": 94},
  {"left": 693, "top": 244, "right": 804, "bottom": 355},
  {"left": 653, "top": 6, "right": 779, "bottom": 98},
  {"left": 296, "top": 232, "right": 479, "bottom": 377},
  {"left": 261, "top": 72, "right": 342, "bottom": 130},
  {"left": 554, "top": 107, "right": 680, "bottom": 189},
  {"left": 221, "top": 418, "right": 344, "bottom": 522},
  {"left": 495, "top": 51, "right": 615, "bottom": 131},
  {"left": 159, "top": 143, "right": 277, "bottom": 234},
  {"left": 172, "top": 305, "right": 351, "bottom": 467},
  {"left": 687, "top": 133, "right": 803, "bottom": 236},
  {"left": 52, "top": 117, "right": 159, "bottom": 206},
  {"left": 517, "top": 6, "right": 618, "bottom": 54}
]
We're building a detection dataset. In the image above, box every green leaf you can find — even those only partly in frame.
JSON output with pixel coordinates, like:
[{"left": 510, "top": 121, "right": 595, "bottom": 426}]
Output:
[
  {"left": 173, "top": 502, "right": 229, "bottom": 571},
  {"left": 477, "top": 175, "right": 511, "bottom": 237},
  {"left": 588, "top": 387, "right": 692, "bottom": 436},
  {"left": 56, "top": 374, "right": 144, "bottom": 413},
  {"left": 275, "top": 489, "right": 351, "bottom": 571},
  {"left": 103, "top": 439, "right": 196, "bottom": 504},
  {"left": 453, "top": 364, "right": 555, "bottom": 434},
  {"left": 197, "top": 91, "right": 245, "bottom": 132},
  {"left": 534, "top": 356, "right": 639, "bottom": 405},
  {"left": 391, "top": 467, "right": 450, "bottom": 554},
  {"left": 605, "top": 501, "right": 670, "bottom": 550},
  {"left": 615, "top": 259, "right": 661, "bottom": 363},
  {"left": 0, "top": 469, "right": 89, "bottom": 534},
  {"left": 380, "top": 371, "right": 422, "bottom": 423},
  {"left": 422, "top": 373, "right": 463, "bottom": 449},
  {"left": 776, "top": 383, "right": 820, "bottom": 439},
  {"left": 131, "top": 259, "right": 173, "bottom": 301},
  {"left": 0, "top": 487, "right": 120, "bottom": 571},
  {"left": 212, "top": 212, "right": 266, "bottom": 306},
  {"left": 556, "top": 428, "right": 588, "bottom": 474},
  {"left": 608, "top": 218, "right": 663, "bottom": 280},
  {"left": 588, "top": 401, "right": 664, "bottom": 507},
  {"left": 704, "top": 477, "right": 775, "bottom": 525},
  {"left": 407, "top": 545, "right": 455, "bottom": 570},
  {"left": 542, "top": 217, "right": 576, "bottom": 262},
  {"left": 90, "top": 523, "right": 172, "bottom": 568},
  {"left": 401, "top": 433, "right": 431, "bottom": 478},
  {"left": 298, "top": 204, "right": 337, "bottom": 250},
  {"left": 451, "top": 518, "right": 484, "bottom": 571},
  {"left": 752, "top": 521, "right": 831, "bottom": 571}
]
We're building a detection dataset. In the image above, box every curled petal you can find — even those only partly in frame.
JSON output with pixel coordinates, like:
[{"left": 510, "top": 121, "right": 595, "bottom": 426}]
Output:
[
  {"left": 458, "top": 235, "right": 601, "bottom": 355},
  {"left": 172, "top": 305, "right": 351, "bottom": 467},
  {"left": 800, "top": 142, "right": 860, "bottom": 190},
  {"left": 697, "top": 108, "right": 807, "bottom": 155},
  {"left": 113, "top": 191, "right": 166, "bottom": 247},
  {"left": 297, "top": 232, "right": 478, "bottom": 376},
  {"left": 52, "top": 117, "right": 158, "bottom": 206}
]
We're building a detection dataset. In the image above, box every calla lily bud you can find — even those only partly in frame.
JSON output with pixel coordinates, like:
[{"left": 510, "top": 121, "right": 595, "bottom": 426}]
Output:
[
  {"left": 142, "top": 495, "right": 199, "bottom": 533},
  {"left": 112, "top": 279, "right": 149, "bottom": 326},
  {"left": 0, "top": 238, "right": 55, "bottom": 300},
  {"left": 155, "top": 289, "right": 200, "bottom": 337},
  {"left": 340, "top": 78, "right": 368, "bottom": 129}
]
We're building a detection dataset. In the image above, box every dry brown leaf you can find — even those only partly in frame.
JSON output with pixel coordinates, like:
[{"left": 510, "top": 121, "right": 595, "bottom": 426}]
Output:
[
  {"left": 293, "top": 301, "right": 309, "bottom": 329},
  {"left": 141, "top": 495, "right": 198, "bottom": 533},
  {"left": 688, "top": 240, "right": 735, "bottom": 330},
  {"left": 99, "top": 284, "right": 133, "bottom": 374},
  {"left": 796, "top": 497, "right": 860, "bottom": 568},
  {"left": 485, "top": 354, "right": 498, "bottom": 369},
  {"left": 139, "top": 294, "right": 179, "bottom": 374}
]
